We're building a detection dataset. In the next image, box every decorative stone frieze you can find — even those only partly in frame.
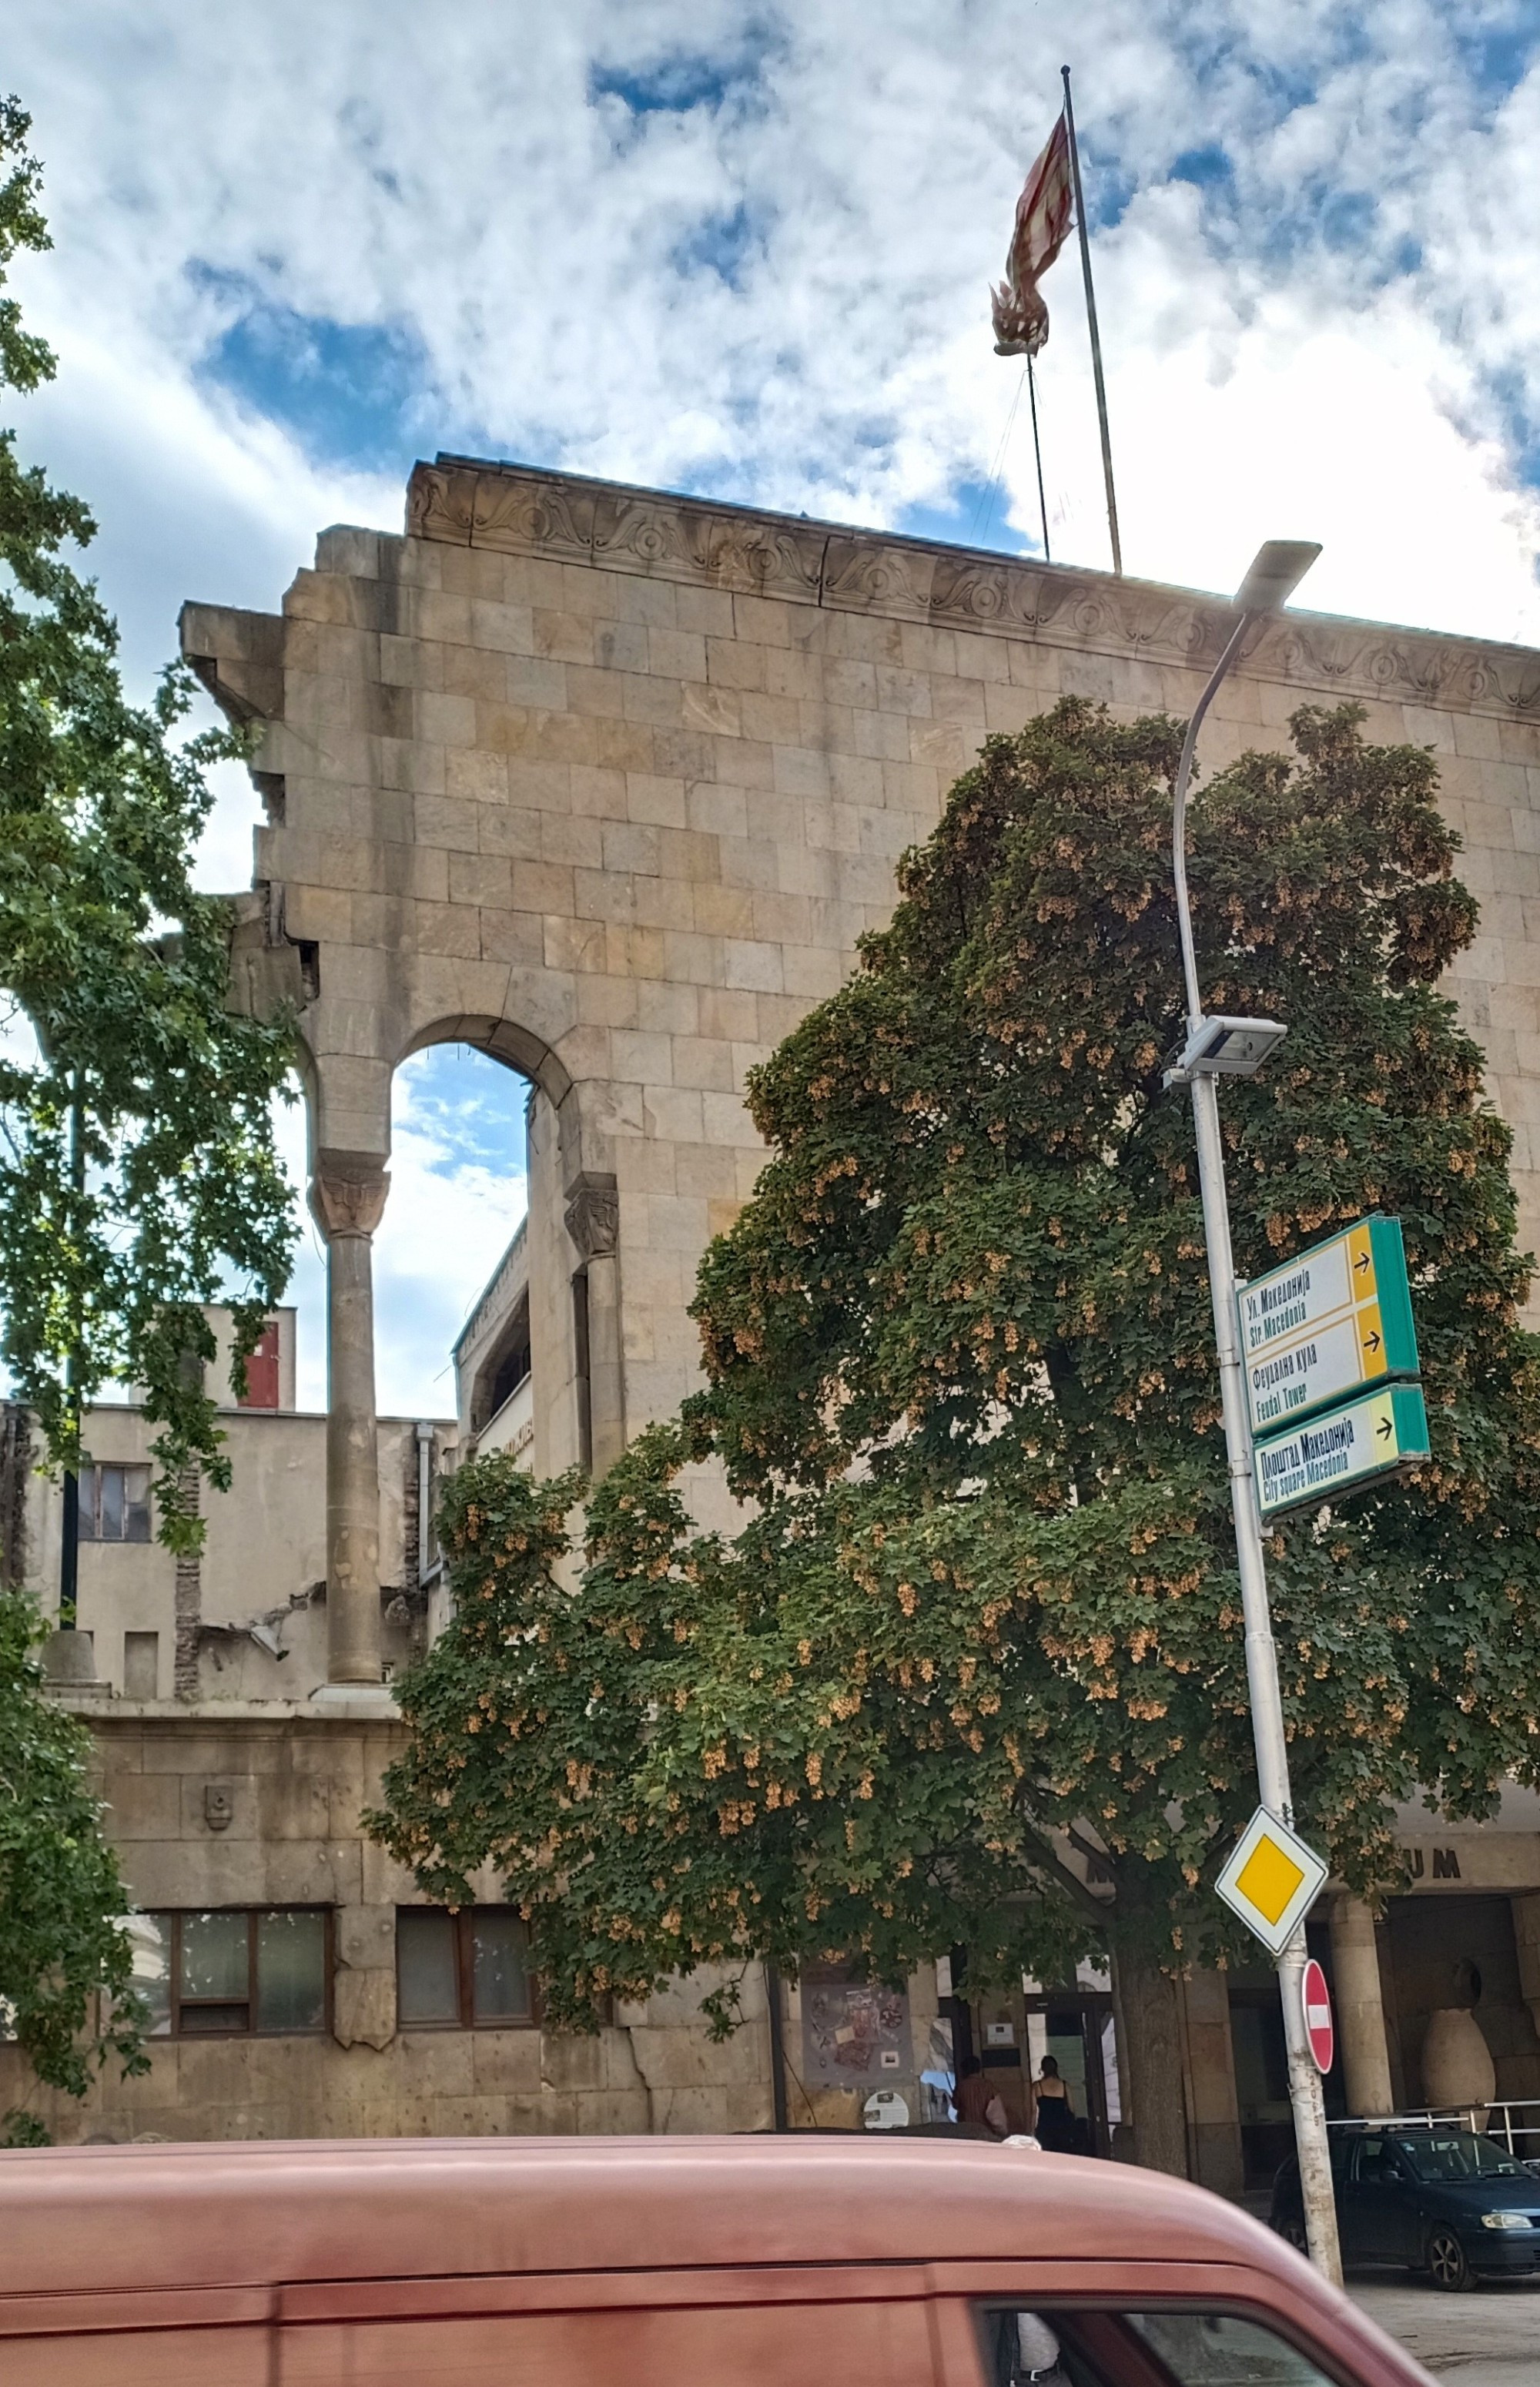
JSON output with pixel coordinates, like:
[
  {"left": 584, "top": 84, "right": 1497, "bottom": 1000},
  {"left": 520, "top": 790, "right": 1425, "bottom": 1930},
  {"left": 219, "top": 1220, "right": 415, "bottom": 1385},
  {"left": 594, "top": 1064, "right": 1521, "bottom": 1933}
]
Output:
[{"left": 407, "top": 456, "right": 1540, "bottom": 722}]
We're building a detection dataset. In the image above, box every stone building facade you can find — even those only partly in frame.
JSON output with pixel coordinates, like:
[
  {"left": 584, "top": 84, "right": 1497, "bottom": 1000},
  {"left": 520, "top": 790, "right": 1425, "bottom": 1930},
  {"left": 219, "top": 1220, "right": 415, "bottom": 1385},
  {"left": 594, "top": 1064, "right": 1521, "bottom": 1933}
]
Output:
[
  {"left": 185, "top": 452, "right": 1540, "bottom": 1693},
  {"left": 0, "top": 1280, "right": 808, "bottom": 2144},
  {"left": 9, "top": 455, "right": 1540, "bottom": 2162}
]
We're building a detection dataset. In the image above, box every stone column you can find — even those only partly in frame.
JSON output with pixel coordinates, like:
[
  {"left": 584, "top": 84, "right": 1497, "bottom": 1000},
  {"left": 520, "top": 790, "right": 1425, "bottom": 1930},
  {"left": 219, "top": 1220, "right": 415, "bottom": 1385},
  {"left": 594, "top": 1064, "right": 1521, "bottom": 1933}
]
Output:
[
  {"left": 1329, "top": 1894, "right": 1394, "bottom": 2117},
  {"left": 1512, "top": 1894, "right": 1540, "bottom": 2042},
  {"left": 310, "top": 1152, "right": 390, "bottom": 1686},
  {"left": 565, "top": 1173, "right": 624, "bottom": 1477},
  {"left": 1180, "top": 1968, "right": 1244, "bottom": 2198}
]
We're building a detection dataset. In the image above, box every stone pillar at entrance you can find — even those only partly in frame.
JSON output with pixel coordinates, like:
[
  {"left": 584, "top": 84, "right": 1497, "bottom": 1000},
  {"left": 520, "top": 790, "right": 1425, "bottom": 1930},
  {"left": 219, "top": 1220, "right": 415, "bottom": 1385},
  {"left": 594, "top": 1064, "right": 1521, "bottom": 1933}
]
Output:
[
  {"left": 310, "top": 1152, "right": 390, "bottom": 1686},
  {"left": 1512, "top": 1893, "right": 1540, "bottom": 2043},
  {"left": 1328, "top": 1894, "right": 1394, "bottom": 2117}
]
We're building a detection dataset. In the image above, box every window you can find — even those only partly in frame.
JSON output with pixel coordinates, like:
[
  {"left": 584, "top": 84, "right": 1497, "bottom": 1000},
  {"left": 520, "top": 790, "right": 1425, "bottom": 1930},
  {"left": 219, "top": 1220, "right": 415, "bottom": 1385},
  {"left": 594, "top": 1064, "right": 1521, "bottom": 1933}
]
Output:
[
  {"left": 1127, "top": 2312, "right": 1337, "bottom": 2385},
  {"left": 1393, "top": 2128, "right": 1525, "bottom": 2181},
  {"left": 397, "top": 1907, "right": 534, "bottom": 2027},
  {"left": 79, "top": 1463, "right": 152, "bottom": 1542},
  {"left": 978, "top": 2308, "right": 1338, "bottom": 2387},
  {"left": 487, "top": 1304, "right": 532, "bottom": 1419},
  {"left": 132, "top": 1910, "right": 329, "bottom": 2037}
]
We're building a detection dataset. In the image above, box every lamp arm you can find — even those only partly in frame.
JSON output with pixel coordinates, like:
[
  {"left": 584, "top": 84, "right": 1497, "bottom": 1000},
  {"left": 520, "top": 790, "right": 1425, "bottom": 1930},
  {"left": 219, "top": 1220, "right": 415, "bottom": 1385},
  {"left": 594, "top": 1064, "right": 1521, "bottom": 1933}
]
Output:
[{"left": 1172, "top": 611, "right": 1254, "bottom": 1029}]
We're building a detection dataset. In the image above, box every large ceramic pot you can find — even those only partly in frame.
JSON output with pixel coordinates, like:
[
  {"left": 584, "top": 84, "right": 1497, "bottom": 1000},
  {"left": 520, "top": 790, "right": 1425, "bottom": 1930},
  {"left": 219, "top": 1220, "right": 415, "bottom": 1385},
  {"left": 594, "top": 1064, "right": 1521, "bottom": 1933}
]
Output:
[{"left": 1420, "top": 2007, "right": 1496, "bottom": 2116}]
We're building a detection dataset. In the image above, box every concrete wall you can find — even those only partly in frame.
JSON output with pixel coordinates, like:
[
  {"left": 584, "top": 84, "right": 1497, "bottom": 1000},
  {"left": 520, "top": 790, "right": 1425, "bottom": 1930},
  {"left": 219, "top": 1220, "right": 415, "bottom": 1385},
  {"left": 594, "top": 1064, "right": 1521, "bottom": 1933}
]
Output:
[
  {"left": 0, "top": 1709, "right": 783, "bottom": 2144},
  {"left": 0, "top": 1709, "right": 956, "bottom": 2147},
  {"left": 1180, "top": 1969, "right": 1245, "bottom": 2200},
  {"left": 46, "top": 458, "right": 1537, "bottom": 2155},
  {"left": 22, "top": 1407, "right": 453, "bottom": 1701}
]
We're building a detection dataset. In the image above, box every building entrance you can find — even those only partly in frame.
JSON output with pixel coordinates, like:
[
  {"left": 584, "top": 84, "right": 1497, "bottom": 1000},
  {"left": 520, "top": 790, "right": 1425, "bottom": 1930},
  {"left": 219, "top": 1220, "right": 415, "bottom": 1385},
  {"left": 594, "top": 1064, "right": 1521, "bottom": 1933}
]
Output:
[{"left": 959, "top": 1984, "right": 1120, "bottom": 2155}]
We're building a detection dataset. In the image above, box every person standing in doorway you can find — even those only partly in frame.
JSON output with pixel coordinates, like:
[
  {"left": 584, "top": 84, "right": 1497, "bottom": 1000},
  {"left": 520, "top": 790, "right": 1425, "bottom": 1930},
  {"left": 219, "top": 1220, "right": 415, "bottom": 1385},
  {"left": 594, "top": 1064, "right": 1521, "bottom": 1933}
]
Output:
[
  {"left": 1030, "top": 2055, "right": 1076, "bottom": 2151},
  {"left": 953, "top": 2054, "right": 1009, "bottom": 2137}
]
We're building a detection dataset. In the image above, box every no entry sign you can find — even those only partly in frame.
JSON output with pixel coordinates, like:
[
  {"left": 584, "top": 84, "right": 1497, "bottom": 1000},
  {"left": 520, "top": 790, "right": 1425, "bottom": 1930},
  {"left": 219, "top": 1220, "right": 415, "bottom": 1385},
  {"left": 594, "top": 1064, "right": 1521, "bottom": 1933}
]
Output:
[{"left": 1301, "top": 1958, "right": 1334, "bottom": 2076}]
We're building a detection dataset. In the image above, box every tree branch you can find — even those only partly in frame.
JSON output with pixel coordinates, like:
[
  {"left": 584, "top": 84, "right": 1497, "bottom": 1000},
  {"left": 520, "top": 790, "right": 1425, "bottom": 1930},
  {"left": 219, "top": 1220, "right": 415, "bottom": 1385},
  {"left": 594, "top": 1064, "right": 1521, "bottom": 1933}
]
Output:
[{"left": 1014, "top": 1799, "right": 1116, "bottom": 1929}]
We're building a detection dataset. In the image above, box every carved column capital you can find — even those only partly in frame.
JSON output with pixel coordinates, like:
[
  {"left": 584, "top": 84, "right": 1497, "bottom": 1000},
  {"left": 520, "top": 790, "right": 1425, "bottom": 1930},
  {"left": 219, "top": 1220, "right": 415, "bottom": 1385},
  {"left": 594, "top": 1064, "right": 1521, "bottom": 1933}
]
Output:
[
  {"left": 564, "top": 1171, "right": 618, "bottom": 1260},
  {"left": 310, "top": 1150, "right": 390, "bottom": 1241}
]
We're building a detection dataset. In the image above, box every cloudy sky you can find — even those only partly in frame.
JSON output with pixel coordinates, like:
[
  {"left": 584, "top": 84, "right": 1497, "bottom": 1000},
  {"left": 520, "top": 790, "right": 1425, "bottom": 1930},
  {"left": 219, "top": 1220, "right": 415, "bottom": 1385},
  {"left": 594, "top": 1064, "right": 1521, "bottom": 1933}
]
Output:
[{"left": 10, "top": 0, "right": 1540, "bottom": 1408}]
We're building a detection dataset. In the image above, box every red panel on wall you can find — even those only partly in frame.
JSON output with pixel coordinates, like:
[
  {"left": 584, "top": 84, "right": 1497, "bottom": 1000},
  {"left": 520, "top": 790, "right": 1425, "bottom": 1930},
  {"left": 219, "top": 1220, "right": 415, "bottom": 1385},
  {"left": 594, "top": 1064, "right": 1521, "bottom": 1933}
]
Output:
[{"left": 239, "top": 1322, "right": 281, "bottom": 1410}]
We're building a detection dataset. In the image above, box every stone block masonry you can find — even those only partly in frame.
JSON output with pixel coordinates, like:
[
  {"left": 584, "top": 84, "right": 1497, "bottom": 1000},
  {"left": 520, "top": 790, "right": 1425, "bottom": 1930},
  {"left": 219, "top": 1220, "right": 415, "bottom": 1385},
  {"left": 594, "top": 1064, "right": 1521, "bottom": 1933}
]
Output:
[
  {"left": 0, "top": 1710, "right": 782, "bottom": 2142},
  {"left": 182, "top": 456, "right": 1540, "bottom": 1691}
]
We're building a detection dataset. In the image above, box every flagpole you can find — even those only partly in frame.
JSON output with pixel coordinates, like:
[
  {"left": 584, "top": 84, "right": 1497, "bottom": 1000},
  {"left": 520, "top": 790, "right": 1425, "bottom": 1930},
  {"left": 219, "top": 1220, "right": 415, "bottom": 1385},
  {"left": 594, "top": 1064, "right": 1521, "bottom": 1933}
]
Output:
[
  {"left": 1026, "top": 353, "right": 1050, "bottom": 563},
  {"left": 1060, "top": 64, "right": 1122, "bottom": 575}
]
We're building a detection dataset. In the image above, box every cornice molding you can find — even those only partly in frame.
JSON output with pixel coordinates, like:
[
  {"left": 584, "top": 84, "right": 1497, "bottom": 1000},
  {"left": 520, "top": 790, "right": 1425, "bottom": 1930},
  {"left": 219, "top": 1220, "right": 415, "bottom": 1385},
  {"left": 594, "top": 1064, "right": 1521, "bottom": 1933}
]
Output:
[{"left": 407, "top": 457, "right": 1540, "bottom": 723}]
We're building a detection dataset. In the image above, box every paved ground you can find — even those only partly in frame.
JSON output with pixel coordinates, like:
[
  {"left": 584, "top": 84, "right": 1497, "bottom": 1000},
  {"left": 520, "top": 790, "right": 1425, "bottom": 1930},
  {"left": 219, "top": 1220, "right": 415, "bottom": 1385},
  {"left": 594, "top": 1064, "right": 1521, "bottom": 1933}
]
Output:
[{"left": 1351, "top": 2276, "right": 1540, "bottom": 2383}]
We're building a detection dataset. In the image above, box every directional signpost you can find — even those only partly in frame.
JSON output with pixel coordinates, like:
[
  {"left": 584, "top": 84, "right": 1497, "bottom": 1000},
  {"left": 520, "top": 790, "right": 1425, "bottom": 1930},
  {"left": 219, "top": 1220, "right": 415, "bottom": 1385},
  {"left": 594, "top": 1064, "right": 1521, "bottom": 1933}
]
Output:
[
  {"left": 1239, "top": 1215, "right": 1419, "bottom": 1440},
  {"left": 1212, "top": 1209, "right": 1428, "bottom": 2277},
  {"left": 1254, "top": 1382, "right": 1431, "bottom": 1519},
  {"left": 1242, "top": 1215, "right": 1428, "bottom": 1523}
]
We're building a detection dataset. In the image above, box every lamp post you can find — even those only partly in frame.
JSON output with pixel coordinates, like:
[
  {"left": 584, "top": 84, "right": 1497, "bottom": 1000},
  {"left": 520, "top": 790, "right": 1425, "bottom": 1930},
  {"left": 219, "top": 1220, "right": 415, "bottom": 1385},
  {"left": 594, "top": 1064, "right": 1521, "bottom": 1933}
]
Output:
[{"left": 1164, "top": 541, "right": 1342, "bottom": 2283}]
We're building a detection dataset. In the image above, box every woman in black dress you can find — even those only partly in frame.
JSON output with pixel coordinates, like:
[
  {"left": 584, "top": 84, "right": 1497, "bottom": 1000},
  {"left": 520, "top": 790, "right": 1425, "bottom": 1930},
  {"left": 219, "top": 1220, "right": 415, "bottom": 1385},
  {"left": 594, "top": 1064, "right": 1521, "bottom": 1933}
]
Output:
[{"left": 1030, "top": 2055, "right": 1076, "bottom": 2151}]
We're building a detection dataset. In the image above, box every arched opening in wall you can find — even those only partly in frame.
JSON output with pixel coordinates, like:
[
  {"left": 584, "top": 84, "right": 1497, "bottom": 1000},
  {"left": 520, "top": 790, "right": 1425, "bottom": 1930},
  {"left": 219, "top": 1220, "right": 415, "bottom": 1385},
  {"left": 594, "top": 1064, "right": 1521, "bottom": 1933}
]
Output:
[{"left": 371, "top": 1043, "right": 532, "bottom": 1428}]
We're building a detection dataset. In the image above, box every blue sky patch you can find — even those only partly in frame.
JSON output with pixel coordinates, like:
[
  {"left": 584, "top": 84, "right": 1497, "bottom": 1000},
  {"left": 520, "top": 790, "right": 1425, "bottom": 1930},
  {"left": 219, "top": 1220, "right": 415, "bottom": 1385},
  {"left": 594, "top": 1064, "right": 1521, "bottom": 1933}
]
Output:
[
  {"left": 1172, "top": 143, "right": 1233, "bottom": 190},
  {"left": 590, "top": 55, "right": 742, "bottom": 115},
  {"left": 1454, "top": 12, "right": 1539, "bottom": 105},
  {"left": 897, "top": 475, "right": 1035, "bottom": 557},
  {"left": 670, "top": 202, "right": 758, "bottom": 290},
  {"left": 191, "top": 269, "right": 431, "bottom": 473},
  {"left": 395, "top": 1044, "right": 529, "bottom": 1187},
  {"left": 588, "top": 22, "right": 780, "bottom": 123}
]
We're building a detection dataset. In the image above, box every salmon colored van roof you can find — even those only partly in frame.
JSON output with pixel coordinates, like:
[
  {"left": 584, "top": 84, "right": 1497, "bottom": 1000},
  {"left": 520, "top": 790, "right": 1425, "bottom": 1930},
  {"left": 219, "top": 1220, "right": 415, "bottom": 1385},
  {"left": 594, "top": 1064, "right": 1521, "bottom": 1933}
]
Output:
[{"left": 0, "top": 2134, "right": 1311, "bottom": 2297}]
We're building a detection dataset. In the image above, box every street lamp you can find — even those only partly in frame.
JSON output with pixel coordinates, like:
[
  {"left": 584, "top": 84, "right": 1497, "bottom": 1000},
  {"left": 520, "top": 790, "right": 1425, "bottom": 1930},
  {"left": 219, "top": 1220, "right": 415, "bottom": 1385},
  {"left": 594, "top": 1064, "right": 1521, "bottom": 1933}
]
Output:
[{"left": 1167, "top": 541, "right": 1344, "bottom": 2285}]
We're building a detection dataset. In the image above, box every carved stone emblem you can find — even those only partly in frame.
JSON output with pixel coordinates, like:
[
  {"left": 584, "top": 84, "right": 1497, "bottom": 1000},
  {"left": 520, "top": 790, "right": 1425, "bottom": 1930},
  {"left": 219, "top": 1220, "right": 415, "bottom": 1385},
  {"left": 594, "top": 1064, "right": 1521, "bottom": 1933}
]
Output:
[
  {"left": 564, "top": 1172, "right": 619, "bottom": 1260},
  {"left": 309, "top": 1151, "right": 391, "bottom": 1241}
]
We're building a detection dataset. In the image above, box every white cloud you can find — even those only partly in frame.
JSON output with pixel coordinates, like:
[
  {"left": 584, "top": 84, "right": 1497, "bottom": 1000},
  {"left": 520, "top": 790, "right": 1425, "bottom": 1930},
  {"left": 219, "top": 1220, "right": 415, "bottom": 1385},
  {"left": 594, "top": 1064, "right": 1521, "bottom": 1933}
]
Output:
[{"left": 9, "top": 1, "right": 1539, "bottom": 636}]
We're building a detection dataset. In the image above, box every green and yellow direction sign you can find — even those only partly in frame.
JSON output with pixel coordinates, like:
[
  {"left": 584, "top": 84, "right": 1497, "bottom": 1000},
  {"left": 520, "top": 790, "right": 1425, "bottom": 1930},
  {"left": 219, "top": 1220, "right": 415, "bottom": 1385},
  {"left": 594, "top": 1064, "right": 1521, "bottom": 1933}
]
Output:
[
  {"left": 1238, "top": 1215, "right": 1419, "bottom": 1439},
  {"left": 1215, "top": 1807, "right": 1329, "bottom": 1957},
  {"left": 1254, "top": 1382, "right": 1431, "bottom": 1520}
]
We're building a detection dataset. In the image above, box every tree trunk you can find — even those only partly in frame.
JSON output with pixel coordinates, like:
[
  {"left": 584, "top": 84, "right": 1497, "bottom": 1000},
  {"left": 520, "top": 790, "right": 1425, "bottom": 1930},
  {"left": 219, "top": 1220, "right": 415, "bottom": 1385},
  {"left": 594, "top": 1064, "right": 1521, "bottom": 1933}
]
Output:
[{"left": 1114, "top": 1946, "right": 1188, "bottom": 2176}]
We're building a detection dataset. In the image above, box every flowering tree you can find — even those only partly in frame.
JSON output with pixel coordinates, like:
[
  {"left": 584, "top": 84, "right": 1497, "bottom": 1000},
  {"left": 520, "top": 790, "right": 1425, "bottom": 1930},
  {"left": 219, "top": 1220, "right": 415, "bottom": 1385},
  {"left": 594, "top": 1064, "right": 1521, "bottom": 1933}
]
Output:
[{"left": 373, "top": 697, "right": 1540, "bottom": 2170}]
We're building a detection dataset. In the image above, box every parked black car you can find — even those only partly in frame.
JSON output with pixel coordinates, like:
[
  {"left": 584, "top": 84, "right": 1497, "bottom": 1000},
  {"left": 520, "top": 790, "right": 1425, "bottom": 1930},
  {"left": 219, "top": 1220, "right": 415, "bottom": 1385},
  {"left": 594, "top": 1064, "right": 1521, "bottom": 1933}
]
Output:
[{"left": 1272, "top": 2124, "right": 1540, "bottom": 2290}]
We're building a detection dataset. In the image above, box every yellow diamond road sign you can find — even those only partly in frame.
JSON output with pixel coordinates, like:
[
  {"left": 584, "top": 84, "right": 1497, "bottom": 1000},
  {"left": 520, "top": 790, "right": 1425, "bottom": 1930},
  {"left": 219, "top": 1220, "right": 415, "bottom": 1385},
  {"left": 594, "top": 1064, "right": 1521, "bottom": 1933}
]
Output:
[{"left": 1215, "top": 1807, "right": 1329, "bottom": 1957}]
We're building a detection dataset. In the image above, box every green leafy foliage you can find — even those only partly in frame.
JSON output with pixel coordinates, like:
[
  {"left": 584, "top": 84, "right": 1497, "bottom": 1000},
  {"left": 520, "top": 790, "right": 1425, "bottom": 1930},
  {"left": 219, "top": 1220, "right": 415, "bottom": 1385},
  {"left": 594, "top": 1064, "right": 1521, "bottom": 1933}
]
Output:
[
  {"left": 0, "top": 99, "right": 294, "bottom": 1547},
  {"left": 0, "top": 1594, "right": 146, "bottom": 2134},
  {"left": 371, "top": 697, "right": 1540, "bottom": 2157}
]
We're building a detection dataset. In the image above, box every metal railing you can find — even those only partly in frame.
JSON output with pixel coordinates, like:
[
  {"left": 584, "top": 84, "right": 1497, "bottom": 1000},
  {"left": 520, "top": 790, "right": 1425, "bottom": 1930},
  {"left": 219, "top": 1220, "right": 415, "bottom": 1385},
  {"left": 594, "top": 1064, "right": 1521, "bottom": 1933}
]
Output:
[{"left": 1326, "top": 2102, "right": 1540, "bottom": 2162}]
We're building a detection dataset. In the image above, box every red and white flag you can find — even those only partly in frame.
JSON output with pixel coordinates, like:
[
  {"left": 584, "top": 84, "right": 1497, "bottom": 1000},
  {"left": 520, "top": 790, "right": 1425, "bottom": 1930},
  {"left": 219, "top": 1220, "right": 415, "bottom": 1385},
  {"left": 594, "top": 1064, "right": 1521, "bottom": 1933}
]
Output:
[{"left": 991, "top": 112, "right": 1075, "bottom": 357}]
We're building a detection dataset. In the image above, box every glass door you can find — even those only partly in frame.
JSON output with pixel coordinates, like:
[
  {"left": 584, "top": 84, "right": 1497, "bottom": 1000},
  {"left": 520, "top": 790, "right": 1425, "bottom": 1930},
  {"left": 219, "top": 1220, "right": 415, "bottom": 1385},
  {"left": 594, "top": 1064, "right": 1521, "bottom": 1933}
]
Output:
[{"left": 1023, "top": 1994, "right": 1115, "bottom": 2155}]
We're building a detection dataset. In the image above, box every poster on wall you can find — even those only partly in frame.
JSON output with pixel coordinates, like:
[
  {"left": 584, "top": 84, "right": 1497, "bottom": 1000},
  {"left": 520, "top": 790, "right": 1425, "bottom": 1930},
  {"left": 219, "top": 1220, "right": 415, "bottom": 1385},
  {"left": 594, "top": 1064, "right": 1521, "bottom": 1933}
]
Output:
[{"left": 800, "top": 1969, "right": 912, "bottom": 2091}]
